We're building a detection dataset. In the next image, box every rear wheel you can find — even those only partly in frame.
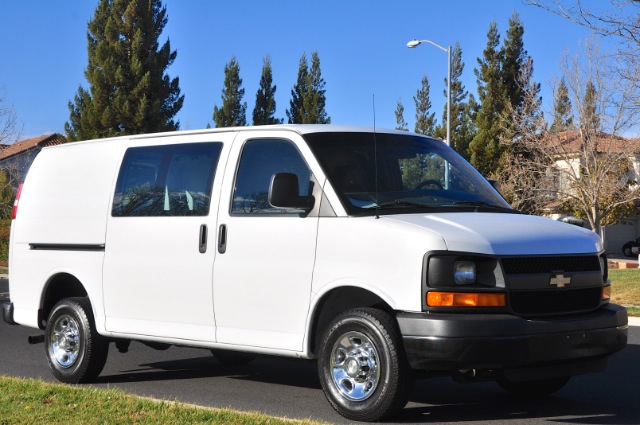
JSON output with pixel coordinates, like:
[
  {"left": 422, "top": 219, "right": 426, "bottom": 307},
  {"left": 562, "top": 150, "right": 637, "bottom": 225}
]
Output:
[
  {"left": 623, "top": 244, "right": 634, "bottom": 257},
  {"left": 45, "top": 297, "right": 109, "bottom": 383},
  {"left": 317, "top": 308, "right": 413, "bottom": 422},
  {"left": 497, "top": 376, "right": 570, "bottom": 398}
]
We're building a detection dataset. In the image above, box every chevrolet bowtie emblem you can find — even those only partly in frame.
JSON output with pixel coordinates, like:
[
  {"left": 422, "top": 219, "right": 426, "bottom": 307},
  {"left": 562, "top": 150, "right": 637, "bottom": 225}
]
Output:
[{"left": 550, "top": 273, "right": 571, "bottom": 288}]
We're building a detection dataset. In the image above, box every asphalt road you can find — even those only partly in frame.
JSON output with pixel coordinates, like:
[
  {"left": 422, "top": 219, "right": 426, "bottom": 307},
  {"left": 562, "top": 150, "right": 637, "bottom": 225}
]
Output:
[{"left": 1, "top": 306, "right": 639, "bottom": 424}]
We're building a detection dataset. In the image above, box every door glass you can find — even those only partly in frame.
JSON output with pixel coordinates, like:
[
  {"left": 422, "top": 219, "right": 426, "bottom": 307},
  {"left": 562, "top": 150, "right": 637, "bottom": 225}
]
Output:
[{"left": 231, "top": 139, "right": 311, "bottom": 214}]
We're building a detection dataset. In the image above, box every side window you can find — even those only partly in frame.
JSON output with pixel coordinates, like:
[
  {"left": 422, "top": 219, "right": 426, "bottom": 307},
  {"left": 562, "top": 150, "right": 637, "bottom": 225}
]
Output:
[
  {"left": 112, "top": 142, "right": 223, "bottom": 217},
  {"left": 232, "top": 139, "right": 311, "bottom": 214}
]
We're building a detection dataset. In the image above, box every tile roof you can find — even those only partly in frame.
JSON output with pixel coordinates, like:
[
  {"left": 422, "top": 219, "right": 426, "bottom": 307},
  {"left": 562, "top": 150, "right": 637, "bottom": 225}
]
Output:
[
  {"left": 0, "top": 134, "right": 65, "bottom": 161},
  {"left": 545, "top": 130, "right": 640, "bottom": 154}
]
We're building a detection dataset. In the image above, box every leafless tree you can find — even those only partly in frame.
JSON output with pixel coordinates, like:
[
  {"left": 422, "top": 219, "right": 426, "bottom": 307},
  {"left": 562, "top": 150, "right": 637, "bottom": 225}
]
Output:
[
  {"left": 0, "top": 87, "right": 24, "bottom": 218},
  {"left": 499, "top": 56, "right": 554, "bottom": 215},
  {"left": 525, "top": 1, "right": 639, "bottom": 43},
  {"left": 500, "top": 41, "right": 640, "bottom": 238},
  {"left": 525, "top": 0, "right": 640, "bottom": 116},
  {"left": 0, "top": 86, "right": 21, "bottom": 146}
]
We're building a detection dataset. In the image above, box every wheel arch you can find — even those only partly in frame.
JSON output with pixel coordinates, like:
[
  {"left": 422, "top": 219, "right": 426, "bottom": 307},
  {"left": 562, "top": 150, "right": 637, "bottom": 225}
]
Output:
[
  {"left": 38, "top": 273, "right": 88, "bottom": 330},
  {"left": 307, "top": 286, "right": 394, "bottom": 357}
]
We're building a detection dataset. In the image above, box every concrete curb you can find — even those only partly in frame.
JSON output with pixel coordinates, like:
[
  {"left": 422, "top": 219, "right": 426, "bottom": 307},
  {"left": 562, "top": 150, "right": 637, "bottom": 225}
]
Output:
[{"left": 628, "top": 316, "right": 640, "bottom": 327}]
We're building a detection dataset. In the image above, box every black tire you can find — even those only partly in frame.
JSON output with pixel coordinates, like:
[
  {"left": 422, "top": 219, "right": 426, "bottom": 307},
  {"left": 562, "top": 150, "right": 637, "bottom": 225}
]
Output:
[
  {"left": 317, "top": 308, "right": 413, "bottom": 422},
  {"left": 497, "top": 376, "right": 570, "bottom": 398},
  {"left": 45, "top": 297, "right": 109, "bottom": 384},
  {"left": 622, "top": 244, "right": 634, "bottom": 257},
  {"left": 211, "top": 349, "right": 255, "bottom": 366}
]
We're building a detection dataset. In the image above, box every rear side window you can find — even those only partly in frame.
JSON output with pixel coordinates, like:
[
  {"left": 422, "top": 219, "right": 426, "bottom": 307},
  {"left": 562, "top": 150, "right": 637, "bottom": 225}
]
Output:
[{"left": 112, "top": 142, "right": 223, "bottom": 217}]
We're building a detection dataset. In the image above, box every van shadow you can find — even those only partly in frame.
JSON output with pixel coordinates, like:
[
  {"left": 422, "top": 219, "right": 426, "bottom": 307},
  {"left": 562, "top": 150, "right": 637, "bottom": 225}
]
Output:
[
  {"left": 95, "top": 345, "right": 321, "bottom": 390},
  {"left": 95, "top": 342, "right": 640, "bottom": 424},
  {"left": 398, "top": 343, "right": 640, "bottom": 424}
]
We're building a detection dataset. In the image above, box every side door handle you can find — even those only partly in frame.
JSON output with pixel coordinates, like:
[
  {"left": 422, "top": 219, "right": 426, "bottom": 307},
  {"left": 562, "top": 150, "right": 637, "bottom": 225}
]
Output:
[
  {"left": 199, "top": 224, "right": 208, "bottom": 254},
  {"left": 218, "top": 224, "right": 227, "bottom": 254}
]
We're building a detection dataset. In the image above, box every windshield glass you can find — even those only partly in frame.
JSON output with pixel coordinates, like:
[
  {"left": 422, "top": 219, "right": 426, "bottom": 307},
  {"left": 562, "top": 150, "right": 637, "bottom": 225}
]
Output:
[{"left": 303, "top": 131, "right": 512, "bottom": 216}]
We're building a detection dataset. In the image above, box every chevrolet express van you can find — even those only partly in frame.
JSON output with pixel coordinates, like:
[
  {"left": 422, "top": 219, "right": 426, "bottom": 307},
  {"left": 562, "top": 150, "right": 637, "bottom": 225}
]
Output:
[{"left": 2, "top": 125, "right": 628, "bottom": 421}]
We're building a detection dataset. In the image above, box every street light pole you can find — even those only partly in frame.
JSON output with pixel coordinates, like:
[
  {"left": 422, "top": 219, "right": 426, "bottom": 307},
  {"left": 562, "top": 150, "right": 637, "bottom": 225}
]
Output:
[
  {"left": 407, "top": 39, "right": 452, "bottom": 189},
  {"left": 407, "top": 39, "right": 451, "bottom": 148}
]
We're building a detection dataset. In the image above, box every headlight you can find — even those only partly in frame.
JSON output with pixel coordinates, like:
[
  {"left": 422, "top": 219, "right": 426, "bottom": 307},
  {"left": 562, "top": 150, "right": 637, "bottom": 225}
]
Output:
[{"left": 454, "top": 261, "right": 476, "bottom": 285}]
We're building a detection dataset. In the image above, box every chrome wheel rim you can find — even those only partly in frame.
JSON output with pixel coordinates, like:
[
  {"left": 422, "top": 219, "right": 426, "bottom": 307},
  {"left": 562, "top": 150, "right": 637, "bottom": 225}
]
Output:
[
  {"left": 329, "top": 331, "right": 380, "bottom": 401},
  {"left": 50, "top": 314, "right": 81, "bottom": 368}
]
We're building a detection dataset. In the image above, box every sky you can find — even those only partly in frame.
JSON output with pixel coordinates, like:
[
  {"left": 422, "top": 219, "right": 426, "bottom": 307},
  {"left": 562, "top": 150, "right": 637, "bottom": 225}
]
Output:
[{"left": 0, "top": 0, "right": 622, "bottom": 140}]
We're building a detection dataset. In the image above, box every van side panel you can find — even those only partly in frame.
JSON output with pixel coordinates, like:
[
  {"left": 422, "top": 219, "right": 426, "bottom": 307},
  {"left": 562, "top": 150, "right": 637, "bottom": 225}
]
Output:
[
  {"left": 12, "top": 140, "right": 126, "bottom": 245},
  {"left": 9, "top": 140, "right": 126, "bottom": 329}
]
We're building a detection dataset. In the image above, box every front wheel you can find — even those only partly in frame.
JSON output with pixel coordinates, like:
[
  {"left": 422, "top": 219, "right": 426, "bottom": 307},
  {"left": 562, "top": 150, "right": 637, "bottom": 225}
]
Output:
[
  {"left": 497, "top": 376, "right": 570, "bottom": 398},
  {"left": 317, "top": 308, "right": 413, "bottom": 422},
  {"left": 622, "top": 244, "right": 634, "bottom": 257},
  {"left": 45, "top": 297, "right": 109, "bottom": 383}
]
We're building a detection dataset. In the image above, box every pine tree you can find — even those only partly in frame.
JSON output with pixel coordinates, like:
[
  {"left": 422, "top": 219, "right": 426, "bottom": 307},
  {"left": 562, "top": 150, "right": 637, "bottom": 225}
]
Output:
[
  {"left": 395, "top": 99, "right": 408, "bottom": 131},
  {"left": 213, "top": 55, "right": 247, "bottom": 128},
  {"left": 550, "top": 77, "right": 574, "bottom": 132},
  {"left": 287, "top": 53, "right": 308, "bottom": 124},
  {"left": 304, "top": 51, "right": 330, "bottom": 124},
  {"left": 469, "top": 20, "right": 505, "bottom": 176},
  {"left": 287, "top": 51, "right": 330, "bottom": 124},
  {"left": 253, "top": 54, "right": 282, "bottom": 125},
  {"left": 458, "top": 95, "right": 479, "bottom": 161},
  {"left": 65, "top": 0, "right": 183, "bottom": 141},
  {"left": 414, "top": 75, "right": 437, "bottom": 136},
  {"left": 583, "top": 80, "right": 600, "bottom": 131},
  {"left": 433, "top": 43, "right": 470, "bottom": 156},
  {"left": 501, "top": 12, "right": 527, "bottom": 113}
]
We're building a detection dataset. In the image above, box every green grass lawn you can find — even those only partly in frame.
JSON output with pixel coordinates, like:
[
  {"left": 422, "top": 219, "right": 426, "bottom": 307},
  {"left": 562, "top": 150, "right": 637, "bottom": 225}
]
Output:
[
  {"left": 0, "top": 376, "right": 322, "bottom": 425},
  {"left": 609, "top": 268, "right": 640, "bottom": 314}
]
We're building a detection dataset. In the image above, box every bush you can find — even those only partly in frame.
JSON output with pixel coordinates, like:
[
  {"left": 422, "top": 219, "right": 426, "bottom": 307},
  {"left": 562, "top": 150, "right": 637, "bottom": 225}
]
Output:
[{"left": 0, "top": 218, "right": 10, "bottom": 264}]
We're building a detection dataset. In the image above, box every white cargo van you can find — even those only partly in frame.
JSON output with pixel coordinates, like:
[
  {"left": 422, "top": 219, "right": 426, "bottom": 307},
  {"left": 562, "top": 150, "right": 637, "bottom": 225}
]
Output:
[{"left": 2, "top": 125, "right": 628, "bottom": 421}]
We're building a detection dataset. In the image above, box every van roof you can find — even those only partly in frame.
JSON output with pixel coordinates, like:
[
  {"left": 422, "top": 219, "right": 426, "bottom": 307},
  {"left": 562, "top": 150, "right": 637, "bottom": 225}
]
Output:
[{"left": 48, "top": 125, "right": 422, "bottom": 149}]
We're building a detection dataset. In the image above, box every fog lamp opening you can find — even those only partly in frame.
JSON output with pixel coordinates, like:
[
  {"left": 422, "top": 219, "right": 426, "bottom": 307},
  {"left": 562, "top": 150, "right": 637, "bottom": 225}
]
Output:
[{"left": 602, "top": 285, "right": 611, "bottom": 301}]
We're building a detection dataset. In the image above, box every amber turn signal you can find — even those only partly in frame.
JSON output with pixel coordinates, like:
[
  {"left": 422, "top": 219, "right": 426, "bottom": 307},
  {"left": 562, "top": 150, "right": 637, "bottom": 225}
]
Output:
[
  {"left": 602, "top": 285, "right": 611, "bottom": 301},
  {"left": 427, "top": 291, "right": 506, "bottom": 307}
]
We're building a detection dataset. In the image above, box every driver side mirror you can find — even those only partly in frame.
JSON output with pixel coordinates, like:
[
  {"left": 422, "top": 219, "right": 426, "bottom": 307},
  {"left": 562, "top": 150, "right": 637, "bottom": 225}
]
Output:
[{"left": 269, "top": 172, "right": 314, "bottom": 212}]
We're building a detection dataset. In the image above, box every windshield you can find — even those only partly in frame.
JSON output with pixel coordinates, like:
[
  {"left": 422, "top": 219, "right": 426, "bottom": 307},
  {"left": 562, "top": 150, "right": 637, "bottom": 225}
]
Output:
[{"left": 303, "top": 131, "right": 512, "bottom": 216}]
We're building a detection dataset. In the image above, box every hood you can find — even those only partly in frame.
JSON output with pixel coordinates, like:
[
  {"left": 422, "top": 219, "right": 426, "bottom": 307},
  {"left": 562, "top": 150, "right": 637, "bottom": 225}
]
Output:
[{"left": 385, "top": 213, "right": 602, "bottom": 256}]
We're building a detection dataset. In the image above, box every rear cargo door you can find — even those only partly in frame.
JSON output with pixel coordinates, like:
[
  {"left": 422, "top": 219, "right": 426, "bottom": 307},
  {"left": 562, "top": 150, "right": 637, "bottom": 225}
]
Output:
[{"left": 102, "top": 134, "right": 233, "bottom": 341}]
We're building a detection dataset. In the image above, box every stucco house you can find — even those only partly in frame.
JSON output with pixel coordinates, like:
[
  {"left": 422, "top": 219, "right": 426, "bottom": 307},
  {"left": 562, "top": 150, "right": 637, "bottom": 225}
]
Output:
[{"left": 545, "top": 130, "right": 640, "bottom": 254}]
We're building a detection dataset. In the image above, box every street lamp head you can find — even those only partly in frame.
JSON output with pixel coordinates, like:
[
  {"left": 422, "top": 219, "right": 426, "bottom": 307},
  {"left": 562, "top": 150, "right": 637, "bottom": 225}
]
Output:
[{"left": 407, "top": 40, "right": 421, "bottom": 48}]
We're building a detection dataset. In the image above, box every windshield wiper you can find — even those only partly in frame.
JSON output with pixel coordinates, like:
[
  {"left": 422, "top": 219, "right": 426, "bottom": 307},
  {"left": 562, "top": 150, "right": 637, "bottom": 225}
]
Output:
[
  {"left": 373, "top": 201, "right": 434, "bottom": 209},
  {"left": 451, "top": 201, "right": 519, "bottom": 213}
]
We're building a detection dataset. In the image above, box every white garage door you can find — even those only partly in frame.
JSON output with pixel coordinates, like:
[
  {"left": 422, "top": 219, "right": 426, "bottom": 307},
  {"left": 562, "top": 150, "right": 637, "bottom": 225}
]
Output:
[{"left": 603, "top": 218, "right": 637, "bottom": 254}]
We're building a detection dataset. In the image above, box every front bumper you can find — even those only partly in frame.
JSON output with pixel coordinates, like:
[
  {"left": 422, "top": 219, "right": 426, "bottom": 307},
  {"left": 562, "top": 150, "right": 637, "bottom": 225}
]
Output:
[{"left": 398, "top": 304, "right": 628, "bottom": 377}]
